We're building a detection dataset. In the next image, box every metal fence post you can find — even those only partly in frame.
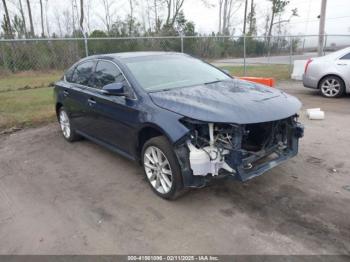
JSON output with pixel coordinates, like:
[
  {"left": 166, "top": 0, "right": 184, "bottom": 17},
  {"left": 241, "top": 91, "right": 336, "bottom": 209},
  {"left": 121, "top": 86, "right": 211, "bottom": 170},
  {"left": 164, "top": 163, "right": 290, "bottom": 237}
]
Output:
[
  {"left": 324, "top": 34, "right": 328, "bottom": 55},
  {"left": 180, "top": 35, "right": 184, "bottom": 53},
  {"left": 84, "top": 33, "right": 89, "bottom": 57},
  {"left": 243, "top": 35, "right": 246, "bottom": 76},
  {"left": 289, "top": 36, "right": 293, "bottom": 76},
  {"left": 267, "top": 36, "right": 271, "bottom": 64}
]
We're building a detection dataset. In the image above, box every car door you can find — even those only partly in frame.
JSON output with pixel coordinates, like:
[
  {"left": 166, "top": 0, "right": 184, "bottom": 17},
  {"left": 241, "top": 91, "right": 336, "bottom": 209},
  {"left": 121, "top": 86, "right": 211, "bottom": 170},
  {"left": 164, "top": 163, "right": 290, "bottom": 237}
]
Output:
[
  {"left": 82, "top": 60, "right": 139, "bottom": 155},
  {"left": 336, "top": 52, "right": 350, "bottom": 87},
  {"left": 62, "top": 60, "right": 96, "bottom": 131}
]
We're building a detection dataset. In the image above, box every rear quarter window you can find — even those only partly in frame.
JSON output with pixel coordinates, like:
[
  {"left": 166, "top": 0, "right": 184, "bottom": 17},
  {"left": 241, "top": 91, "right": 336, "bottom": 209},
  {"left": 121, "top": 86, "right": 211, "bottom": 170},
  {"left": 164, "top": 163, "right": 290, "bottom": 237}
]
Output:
[
  {"left": 340, "top": 53, "right": 350, "bottom": 60},
  {"left": 64, "top": 67, "right": 75, "bottom": 82}
]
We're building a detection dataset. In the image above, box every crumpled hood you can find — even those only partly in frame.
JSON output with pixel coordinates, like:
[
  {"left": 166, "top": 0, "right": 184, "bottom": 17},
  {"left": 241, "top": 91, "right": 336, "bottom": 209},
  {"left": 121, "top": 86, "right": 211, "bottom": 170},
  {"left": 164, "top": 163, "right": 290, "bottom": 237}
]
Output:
[{"left": 149, "top": 79, "right": 302, "bottom": 124}]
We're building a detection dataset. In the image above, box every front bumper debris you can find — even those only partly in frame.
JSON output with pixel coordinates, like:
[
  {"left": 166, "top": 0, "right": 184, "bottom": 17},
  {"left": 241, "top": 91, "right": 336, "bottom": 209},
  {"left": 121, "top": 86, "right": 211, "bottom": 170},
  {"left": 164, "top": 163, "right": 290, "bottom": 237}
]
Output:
[
  {"left": 226, "top": 122, "right": 304, "bottom": 182},
  {"left": 175, "top": 118, "right": 304, "bottom": 188}
]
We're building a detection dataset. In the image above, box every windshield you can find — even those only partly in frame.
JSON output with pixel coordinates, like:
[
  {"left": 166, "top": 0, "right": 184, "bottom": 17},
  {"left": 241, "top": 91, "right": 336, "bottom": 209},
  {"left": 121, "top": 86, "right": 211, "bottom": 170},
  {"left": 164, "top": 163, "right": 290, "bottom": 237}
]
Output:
[{"left": 125, "top": 55, "right": 231, "bottom": 92}]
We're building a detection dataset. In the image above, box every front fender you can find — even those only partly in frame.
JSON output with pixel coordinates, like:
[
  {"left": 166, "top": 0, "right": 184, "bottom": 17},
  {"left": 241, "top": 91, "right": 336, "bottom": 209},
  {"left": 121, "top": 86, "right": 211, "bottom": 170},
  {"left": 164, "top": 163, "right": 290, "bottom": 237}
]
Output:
[{"left": 139, "top": 106, "right": 190, "bottom": 144}]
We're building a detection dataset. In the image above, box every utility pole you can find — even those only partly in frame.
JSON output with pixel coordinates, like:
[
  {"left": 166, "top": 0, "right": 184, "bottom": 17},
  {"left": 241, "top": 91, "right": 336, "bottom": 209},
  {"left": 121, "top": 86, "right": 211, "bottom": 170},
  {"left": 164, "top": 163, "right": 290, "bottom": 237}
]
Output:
[{"left": 318, "top": 0, "right": 327, "bottom": 57}]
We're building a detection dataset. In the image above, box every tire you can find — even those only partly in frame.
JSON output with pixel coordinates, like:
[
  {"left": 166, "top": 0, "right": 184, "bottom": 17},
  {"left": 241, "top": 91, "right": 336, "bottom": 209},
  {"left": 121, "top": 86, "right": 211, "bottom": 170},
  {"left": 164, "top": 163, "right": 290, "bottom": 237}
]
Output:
[
  {"left": 319, "top": 76, "right": 345, "bottom": 98},
  {"left": 58, "top": 107, "right": 81, "bottom": 142},
  {"left": 142, "top": 136, "right": 186, "bottom": 200}
]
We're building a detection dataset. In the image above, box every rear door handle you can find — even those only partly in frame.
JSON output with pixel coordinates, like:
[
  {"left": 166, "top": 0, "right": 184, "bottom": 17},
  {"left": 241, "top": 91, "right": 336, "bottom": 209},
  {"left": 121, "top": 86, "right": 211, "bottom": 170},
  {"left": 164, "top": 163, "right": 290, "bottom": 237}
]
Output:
[
  {"left": 88, "top": 98, "right": 96, "bottom": 106},
  {"left": 63, "top": 90, "right": 69, "bottom": 96},
  {"left": 337, "top": 63, "right": 347, "bottom": 66}
]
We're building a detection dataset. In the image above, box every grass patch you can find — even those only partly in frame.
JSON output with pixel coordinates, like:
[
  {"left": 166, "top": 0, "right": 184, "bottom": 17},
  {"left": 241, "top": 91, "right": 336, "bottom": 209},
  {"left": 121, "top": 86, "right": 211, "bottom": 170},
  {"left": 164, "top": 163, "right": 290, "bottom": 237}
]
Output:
[
  {"left": 220, "top": 64, "right": 290, "bottom": 80},
  {"left": 0, "top": 70, "right": 62, "bottom": 92},
  {"left": 0, "top": 87, "right": 56, "bottom": 130}
]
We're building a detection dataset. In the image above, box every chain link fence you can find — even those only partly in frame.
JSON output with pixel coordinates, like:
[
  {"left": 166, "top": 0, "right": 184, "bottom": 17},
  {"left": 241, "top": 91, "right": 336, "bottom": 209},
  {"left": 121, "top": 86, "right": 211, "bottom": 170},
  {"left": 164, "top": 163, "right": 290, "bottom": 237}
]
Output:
[{"left": 1, "top": 34, "right": 349, "bottom": 77}]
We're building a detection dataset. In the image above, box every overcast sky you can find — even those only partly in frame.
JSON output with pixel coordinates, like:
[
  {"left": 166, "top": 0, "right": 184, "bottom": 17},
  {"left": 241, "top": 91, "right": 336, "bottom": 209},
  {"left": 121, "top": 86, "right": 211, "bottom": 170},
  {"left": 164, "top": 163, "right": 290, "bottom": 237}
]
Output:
[
  {"left": 183, "top": 0, "right": 350, "bottom": 35},
  {"left": 2, "top": 0, "right": 350, "bottom": 38}
]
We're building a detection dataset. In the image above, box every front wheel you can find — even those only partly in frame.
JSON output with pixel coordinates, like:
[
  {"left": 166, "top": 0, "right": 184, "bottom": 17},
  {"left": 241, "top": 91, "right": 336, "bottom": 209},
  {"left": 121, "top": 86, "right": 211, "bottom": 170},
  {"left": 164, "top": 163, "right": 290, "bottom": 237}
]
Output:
[{"left": 142, "top": 136, "right": 185, "bottom": 200}]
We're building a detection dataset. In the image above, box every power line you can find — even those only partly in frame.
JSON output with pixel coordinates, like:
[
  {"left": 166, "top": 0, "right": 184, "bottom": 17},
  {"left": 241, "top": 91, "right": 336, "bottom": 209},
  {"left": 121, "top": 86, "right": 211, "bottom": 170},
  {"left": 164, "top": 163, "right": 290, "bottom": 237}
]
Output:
[
  {"left": 289, "top": 15, "right": 350, "bottom": 25},
  {"left": 290, "top": 0, "right": 317, "bottom": 6}
]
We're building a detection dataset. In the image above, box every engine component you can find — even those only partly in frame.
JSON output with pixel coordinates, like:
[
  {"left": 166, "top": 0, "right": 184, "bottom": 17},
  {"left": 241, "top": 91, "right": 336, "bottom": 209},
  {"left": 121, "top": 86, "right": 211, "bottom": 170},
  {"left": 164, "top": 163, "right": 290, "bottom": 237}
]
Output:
[
  {"left": 187, "top": 142, "right": 234, "bottom": 176},
  {"left": 186, "top": 123, "right": 235, "bottom": 176}
]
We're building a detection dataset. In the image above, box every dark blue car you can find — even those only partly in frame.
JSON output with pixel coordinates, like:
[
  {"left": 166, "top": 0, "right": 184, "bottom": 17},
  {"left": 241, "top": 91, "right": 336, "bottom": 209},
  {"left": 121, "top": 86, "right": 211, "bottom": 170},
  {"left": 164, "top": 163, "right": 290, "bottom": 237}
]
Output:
[{"left": 54, "top": 52, "right": 304, "bottom": 199}]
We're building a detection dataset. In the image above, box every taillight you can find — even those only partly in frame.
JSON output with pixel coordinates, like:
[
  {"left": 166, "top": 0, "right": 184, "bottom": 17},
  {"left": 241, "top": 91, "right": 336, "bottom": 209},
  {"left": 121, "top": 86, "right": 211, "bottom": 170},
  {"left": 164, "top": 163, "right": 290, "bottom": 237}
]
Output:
[{"left": 304, "top": 59, "right": 313, "bottom": 74}]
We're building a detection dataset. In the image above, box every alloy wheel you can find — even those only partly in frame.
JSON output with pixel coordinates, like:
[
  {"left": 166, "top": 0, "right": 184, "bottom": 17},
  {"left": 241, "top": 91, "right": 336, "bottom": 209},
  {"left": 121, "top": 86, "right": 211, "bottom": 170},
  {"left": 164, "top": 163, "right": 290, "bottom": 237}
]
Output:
[
  {"left": 321, "top": 78, "right": 341, "bottom": 97},
  {"left": 143, "top": 146, "right": 173, "bottom": 194},
  {"left": 59, "top": 110, "right": 71, "bottom": 139}
]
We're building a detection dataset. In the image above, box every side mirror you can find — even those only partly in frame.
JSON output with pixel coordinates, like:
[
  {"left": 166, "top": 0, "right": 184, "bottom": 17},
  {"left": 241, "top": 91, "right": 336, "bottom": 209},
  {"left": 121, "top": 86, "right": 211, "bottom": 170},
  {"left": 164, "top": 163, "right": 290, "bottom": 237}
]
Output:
[{"left": 101, "top": 82, "right": 127, "bottom": 96}]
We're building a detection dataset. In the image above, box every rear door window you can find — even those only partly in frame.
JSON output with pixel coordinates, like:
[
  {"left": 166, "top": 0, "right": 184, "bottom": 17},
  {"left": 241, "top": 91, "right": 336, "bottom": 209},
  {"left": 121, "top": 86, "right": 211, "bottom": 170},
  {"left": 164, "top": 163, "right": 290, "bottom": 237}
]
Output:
[
  {"left": 94, "top": 60, "right": 125, "bottom": 89},
  {"left": 71, "top": 61, "right": 95, "bottom": 86}
]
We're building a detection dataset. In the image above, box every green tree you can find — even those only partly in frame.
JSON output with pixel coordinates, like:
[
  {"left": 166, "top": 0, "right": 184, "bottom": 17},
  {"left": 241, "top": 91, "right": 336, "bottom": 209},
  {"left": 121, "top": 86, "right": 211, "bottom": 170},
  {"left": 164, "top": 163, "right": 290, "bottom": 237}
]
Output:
[
  {"left": 267, "top": 0, "right": 289, "bottom": 51},
  {"left": 1, "top": 0, "right": 13, "bottom": 38},
  {"left": 174, "top": 11, "right": 196, "bottom": 36},
  {"left": 89, "top": 30, "right": 108, "bottom": 37},
  {"left": 247, "top": 0, "right": 257, "bottom": 36},
  {"left": 1, "top": 15, "right": 12, "bottom": 38},
  {"left": 12, "top": 15, "right": 26, "bottom": 38}
]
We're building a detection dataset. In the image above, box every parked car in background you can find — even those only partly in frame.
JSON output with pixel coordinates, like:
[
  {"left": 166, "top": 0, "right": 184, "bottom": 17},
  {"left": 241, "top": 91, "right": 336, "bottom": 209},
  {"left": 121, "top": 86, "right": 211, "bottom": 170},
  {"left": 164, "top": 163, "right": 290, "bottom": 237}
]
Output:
[
  {"left": 303, "top": 47, "right": 350, "bottom": 98},
  {"left": 54, "top": 52, "right": 304, "bottom": 199}
]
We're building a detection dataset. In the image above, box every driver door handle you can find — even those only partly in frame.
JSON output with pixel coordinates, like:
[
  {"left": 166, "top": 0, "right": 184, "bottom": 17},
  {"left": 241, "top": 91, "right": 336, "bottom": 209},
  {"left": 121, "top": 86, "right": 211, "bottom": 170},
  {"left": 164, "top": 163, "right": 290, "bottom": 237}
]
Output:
[{"left": 88, "top": 98, "right": 96, "bottom": 106}]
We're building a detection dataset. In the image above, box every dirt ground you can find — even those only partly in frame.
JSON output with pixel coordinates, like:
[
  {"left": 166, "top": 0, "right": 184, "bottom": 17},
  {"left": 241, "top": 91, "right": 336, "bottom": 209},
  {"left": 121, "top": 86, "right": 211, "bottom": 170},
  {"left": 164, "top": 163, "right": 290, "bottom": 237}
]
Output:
[{"left": 0, "top": 81, "right": 349, "bottom": 255}]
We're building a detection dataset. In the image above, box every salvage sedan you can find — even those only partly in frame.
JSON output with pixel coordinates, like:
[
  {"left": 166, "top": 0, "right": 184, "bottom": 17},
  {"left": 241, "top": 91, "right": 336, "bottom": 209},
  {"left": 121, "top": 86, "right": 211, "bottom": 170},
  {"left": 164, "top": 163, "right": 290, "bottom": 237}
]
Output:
[{"left": 54, "top": 52, "right": 304, "bottom": 199}]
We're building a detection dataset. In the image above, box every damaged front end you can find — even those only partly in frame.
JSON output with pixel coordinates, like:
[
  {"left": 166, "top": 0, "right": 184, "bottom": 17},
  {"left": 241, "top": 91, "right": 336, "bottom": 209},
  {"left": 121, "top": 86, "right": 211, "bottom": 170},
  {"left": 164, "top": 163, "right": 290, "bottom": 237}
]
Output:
[{"left": 174, "top": 117, "right": 304, "bottom": 188}]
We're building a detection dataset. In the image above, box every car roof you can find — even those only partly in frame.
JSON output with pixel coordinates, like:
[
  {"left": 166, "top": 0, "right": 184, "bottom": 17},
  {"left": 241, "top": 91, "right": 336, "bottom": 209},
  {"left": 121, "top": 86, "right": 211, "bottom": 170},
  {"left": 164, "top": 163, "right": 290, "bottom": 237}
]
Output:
[
  {"left": 80, "top": 51, "right": 187, "bottom": 63},
  {"left": 111, "top": 51, "right": 183, "bottom": 59},
  {"left": 324, "top": 46, "right": 350, "bottom": 59}
]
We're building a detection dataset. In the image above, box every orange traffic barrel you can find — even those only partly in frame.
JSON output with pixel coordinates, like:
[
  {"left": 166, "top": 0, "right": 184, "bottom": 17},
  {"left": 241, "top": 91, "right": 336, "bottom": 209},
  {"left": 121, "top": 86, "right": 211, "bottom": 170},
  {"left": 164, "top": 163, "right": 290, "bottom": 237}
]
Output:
[{"left": 238, "top": 77, "right": 275, "bottom": 87}]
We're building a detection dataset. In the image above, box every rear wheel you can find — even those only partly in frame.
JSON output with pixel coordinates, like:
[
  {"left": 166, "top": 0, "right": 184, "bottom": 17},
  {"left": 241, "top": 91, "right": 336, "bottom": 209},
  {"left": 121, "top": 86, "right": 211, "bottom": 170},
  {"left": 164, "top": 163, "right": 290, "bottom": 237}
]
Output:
[
  {"left": 142, "top": 136, "right": 185, "bottom": 200},
  {"left": 58, "top": 107, "right": 81, "bottom": 142},
  {"left": 319, "top": 76, "right": 345, "bottom": 98}
]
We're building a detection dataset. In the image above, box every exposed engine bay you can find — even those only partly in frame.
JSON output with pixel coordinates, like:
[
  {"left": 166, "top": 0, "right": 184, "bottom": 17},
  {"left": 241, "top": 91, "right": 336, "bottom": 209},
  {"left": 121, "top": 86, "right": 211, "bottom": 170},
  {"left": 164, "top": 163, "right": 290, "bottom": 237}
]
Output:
[{"left": 180, "top": 116, "right": 304, "bottom": 182}]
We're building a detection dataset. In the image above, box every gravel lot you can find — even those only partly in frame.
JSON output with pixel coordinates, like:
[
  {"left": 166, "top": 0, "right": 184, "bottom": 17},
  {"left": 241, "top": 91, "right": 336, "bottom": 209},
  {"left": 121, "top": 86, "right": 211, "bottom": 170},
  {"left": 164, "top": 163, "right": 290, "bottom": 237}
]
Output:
[{"left": 0, "top": 81, "right": 349, "bottom": 255}]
